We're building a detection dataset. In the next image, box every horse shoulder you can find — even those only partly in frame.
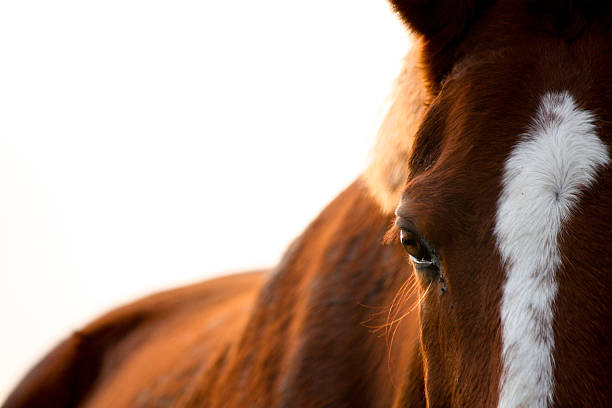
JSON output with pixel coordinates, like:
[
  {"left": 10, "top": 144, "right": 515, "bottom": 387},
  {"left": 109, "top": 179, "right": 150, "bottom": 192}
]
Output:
[{"left": 3, "top": 271, "right": 267, "bottom": 408}]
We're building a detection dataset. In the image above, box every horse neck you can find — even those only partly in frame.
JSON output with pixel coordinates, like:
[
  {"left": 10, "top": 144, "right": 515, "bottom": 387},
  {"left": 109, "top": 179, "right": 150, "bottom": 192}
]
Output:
[{"left": 205, "top": 178, "right": 425, "bottom": 407}]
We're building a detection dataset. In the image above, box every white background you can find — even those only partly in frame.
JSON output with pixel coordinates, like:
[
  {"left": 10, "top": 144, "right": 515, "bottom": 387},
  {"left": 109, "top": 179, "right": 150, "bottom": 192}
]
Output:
[{"left": 0, "top": 0, "right": 409, "bottom": 400}]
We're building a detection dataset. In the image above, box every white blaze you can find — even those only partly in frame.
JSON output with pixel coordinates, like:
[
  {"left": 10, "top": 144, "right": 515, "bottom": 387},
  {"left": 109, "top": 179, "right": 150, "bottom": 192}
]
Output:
[{"left": 495, "top": 91, "right": 609, "bottom": 408}]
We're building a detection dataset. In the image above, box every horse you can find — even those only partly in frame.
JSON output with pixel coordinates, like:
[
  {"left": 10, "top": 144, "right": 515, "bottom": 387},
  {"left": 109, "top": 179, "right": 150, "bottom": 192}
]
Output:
[{"left": 4, "top": 1, "right": 612, "bottom": 406}]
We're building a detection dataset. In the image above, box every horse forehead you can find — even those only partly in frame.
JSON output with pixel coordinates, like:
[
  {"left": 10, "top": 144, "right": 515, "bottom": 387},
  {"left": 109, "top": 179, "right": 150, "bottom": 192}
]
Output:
[
  {"left": 408, "top": 53, "right": 605, "bottom": 197},
  {"left": 406, "top": 88, "right": 609, "bottom": 239}
]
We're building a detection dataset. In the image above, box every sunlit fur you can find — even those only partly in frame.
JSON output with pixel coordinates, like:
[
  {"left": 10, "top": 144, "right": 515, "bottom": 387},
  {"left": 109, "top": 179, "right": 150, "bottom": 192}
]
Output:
[{"left": 363, "top": 36, "right": 428, "bottom": 215}]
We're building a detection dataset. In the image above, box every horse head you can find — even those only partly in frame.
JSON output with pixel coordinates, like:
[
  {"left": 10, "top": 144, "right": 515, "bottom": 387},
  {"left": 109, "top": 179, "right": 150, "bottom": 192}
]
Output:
[{"left": 388, "top": 1, "right": 612, "bottom": 406}]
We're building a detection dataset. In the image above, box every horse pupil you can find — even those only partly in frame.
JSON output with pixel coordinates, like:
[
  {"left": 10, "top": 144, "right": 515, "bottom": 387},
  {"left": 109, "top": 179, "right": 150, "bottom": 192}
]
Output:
[
  {"left": 400, "top": 229, "right": 424, "bottom": 259},
  {"left": 399, "top": 229, "right": 414, "bottom": 246}
]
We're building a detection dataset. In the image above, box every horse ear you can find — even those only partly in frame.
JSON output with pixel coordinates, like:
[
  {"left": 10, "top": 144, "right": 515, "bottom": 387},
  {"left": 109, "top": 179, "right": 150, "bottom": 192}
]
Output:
[{"left": 389, "top": 0, "right": 493, "bottom": 88}]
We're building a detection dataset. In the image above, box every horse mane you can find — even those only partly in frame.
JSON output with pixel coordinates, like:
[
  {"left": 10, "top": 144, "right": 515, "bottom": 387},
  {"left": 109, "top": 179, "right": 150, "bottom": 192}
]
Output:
[{"left": 363, "top": 37, "right": 429, "bottom": 214}]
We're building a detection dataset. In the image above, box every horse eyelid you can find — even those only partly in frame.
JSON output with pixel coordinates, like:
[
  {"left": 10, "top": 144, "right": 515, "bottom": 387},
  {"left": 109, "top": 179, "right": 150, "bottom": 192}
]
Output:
[{"left": 394, "top": 216, "right": 418, "bottom": 232}]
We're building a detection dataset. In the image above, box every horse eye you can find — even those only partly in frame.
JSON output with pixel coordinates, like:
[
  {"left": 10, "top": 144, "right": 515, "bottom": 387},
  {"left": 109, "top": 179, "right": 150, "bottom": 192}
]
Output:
[{"left": 399, "top": 228, "right": 435, "bottom": 268}]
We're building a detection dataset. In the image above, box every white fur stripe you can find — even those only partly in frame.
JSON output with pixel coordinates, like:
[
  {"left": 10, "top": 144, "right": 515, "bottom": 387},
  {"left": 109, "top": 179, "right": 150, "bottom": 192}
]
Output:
[{"left": 495, "top": 91, "right": 609, "bottom": 408}]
